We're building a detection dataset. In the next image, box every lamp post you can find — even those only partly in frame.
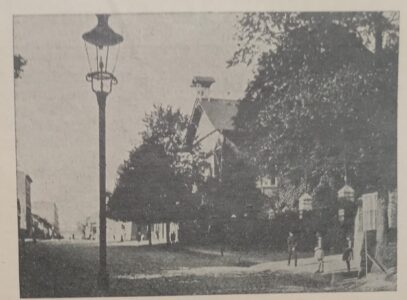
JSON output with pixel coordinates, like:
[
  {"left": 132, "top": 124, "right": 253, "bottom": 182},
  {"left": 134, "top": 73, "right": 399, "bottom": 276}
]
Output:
[{"left": 82, "top": 14, "right": 123, "bottom": 291}]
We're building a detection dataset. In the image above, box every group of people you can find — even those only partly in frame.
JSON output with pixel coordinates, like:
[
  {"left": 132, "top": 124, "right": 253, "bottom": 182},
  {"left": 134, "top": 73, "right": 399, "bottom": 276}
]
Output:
[
  {"left": 212, "top": 222, "right": 354, "bottom": 273},
  {"left": 287, "top": 231, "right": 353, "bottom": 273}
]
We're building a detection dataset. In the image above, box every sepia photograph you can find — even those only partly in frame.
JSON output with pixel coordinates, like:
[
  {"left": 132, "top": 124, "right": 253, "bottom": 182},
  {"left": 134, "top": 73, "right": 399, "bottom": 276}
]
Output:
[{"left": 12, "top": 9, "right": 398, "bottom": 298}]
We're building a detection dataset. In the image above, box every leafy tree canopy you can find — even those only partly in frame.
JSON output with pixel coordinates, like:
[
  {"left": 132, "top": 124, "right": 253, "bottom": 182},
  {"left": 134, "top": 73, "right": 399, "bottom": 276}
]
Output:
[
  {"left": 108, "top": 105, "right": 207, "bottom": 224},
  {"left": 108, "top": 142, "right": 185, "bottom": 223},
  {"left": 228, "top": 12, "right": 399, "bottom": 67},
  {"left": 230, "top": 12, "right": 398, "bottom": 205},
  {"left": 141, "top": 104, "right": 189, "bottom": 157}
]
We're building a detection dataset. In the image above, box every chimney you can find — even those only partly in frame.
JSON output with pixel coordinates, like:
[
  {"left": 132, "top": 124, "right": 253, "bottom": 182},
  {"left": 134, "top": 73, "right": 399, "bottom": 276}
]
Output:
[{"left": 191, "top": 76, "right": 215, "bottom": 101}]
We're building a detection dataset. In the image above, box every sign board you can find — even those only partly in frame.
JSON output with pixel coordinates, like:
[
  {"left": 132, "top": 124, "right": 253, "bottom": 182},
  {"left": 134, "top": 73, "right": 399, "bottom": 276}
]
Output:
[{"left": 362, "top": 192, "right": 378, "bottom": 231}]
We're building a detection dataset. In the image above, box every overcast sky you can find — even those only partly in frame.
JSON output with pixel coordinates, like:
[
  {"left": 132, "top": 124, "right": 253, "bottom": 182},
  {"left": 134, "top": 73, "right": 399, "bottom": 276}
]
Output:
[{"left": 14, "top": 13, "right": 255, "bottom": 232}]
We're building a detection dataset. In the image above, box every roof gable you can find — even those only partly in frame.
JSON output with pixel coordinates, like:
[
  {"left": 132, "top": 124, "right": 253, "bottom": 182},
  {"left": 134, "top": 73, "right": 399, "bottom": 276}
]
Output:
[
  {"left": 184, "top": 98, "right": 240, "bottom": 149},
  {"left": 199, "top": 98, "right": 239, "bottom": 131}
]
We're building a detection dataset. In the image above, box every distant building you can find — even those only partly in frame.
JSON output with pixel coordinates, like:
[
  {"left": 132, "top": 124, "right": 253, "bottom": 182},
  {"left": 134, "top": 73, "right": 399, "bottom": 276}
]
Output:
[
  {"left": 31, "top": 201, "right": 60, "bottom": 238},
  {"left": 17, "top": 170, "right": 33, "bottom": 238},
  {"left": 32, "top": 214, "right": 54, "bottom": 239},
  {"left": 81, "top": 214, "right": 179, "bottom": 244}
]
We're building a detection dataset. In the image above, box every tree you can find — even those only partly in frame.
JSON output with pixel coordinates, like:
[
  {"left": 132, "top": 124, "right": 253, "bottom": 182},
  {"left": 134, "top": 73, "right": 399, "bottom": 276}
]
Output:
[
  {"left": 142, "top": 105, "right": 211, "bottom": 244},
  {"left": 230, "top": 12, "right": 398, "bottom": 263},
  {"left": 142, "top": 104, "right": 207, "bottom": 195},
  {"left": 109, "top": 105, "right": 206, "bottom": 245},
  {"left": 14, "top": 54, "right": 27, "bottom": 79},
  {"left": 228, "top": 12, "right": 399, "bottom": 67},
  {"left": 214, "top": 156, "right": 263, "bottom": 219},
  {"left": 109, "top": 142, "right": 185, "bottom": 245},
  {"left": 231, "top": 12, "right": 397, "bottom": 191},
  {"left": 141, "top": 105, "right": 188, "bottom": 156}
]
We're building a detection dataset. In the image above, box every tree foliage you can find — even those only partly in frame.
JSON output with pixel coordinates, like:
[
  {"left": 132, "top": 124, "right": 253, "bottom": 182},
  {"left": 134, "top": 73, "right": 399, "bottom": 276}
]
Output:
[
  {"left": 202, "top": 156, "right": 264, "bottom": 219},
  {"left": 142, "top": 104, "right": 209, "bottom": 193},
  {"left": 228, "top": 12, "right": 399, "bottom": 67},
  {"left": 14, "top": 54, "right": 27, "bottom": 79},
  {"left": 141, "top": 104, "right": 188, "bottom": 158},
  {"left": 230, "top": 12, "right": 398, "bottom": 203},
  {"left": 108, "top": 105, "right": 207, "bottom": 225},
  {"left": 108, "top": 142, "right": 185, "bottom": 223}
]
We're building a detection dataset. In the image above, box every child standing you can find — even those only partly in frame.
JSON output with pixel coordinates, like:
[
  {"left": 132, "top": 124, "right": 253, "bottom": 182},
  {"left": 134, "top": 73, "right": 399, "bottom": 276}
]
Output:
[
  {"left": 314, "top": 232, "right": 324, "bottom": 273},
  {"left": 287, "top": 231, "right": 298, "bottom": 267},
  {"left": 342, "top": 236, "right": 353, "bottom": 272}
]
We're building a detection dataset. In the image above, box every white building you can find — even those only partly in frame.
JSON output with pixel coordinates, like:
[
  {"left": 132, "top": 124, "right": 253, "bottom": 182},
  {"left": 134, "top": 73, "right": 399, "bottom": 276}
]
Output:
[{"left": 82, "top": 213, "right": 179, "bottom": 244}]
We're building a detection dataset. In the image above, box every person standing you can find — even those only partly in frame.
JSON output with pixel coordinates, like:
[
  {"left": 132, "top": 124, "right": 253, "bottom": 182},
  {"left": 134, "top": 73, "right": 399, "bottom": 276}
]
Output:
[
  {"left": 287, "top": 231, "right": 298, "bottom": 267},
  {"left": 217, "top": 222, "right": 227, "bottom": 256},
  {"left": 314, "top": 232, "right": 324, "bottom": 273},
  {"left": 342, "top": 236, "right": 353, "bottom": 272},
  {"left": 32, "top": 223, "right": 37, "bottom": 244}
]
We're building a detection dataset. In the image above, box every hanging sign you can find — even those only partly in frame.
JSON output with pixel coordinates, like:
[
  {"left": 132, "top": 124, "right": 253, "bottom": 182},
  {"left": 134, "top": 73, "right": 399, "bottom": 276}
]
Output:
[{"left": 362, "top": 192, "right": 378, "bottom": 231}]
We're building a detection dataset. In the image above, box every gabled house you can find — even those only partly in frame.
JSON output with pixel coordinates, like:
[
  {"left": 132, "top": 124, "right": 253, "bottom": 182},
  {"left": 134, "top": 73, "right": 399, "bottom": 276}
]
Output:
[{"left": 184, "top": 76, "right": 278, "bottom": 215}]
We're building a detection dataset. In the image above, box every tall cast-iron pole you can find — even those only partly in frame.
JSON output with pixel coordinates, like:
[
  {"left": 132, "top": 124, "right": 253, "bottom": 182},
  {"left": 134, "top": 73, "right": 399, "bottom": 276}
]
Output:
[
  {"left": 97, "top": 91, "right": 108, "bottom": 290},
  {"left": 82, "top": 14, "right": 123, "bottom": 292}
]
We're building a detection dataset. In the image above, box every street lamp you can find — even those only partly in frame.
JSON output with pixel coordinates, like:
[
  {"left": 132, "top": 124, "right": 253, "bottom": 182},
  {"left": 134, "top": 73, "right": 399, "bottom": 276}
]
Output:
[{"left": 82, "top": 14, "right": 123, "bottom": 291}]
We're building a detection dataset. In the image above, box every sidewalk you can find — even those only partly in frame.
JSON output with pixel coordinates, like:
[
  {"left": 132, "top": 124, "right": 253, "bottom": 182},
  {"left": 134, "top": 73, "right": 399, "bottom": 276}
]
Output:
[
  {"left": 186, "top": 246, "right": 306, "bottom": 264},
  {"left": 116, "top": 246, "right": 355, "bottom": 280}
]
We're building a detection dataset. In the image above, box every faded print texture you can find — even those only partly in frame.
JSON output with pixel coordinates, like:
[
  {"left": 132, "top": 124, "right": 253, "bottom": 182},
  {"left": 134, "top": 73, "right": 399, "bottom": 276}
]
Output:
[{"left": 15, "top": 12, "right": 397, "bottom": 297}]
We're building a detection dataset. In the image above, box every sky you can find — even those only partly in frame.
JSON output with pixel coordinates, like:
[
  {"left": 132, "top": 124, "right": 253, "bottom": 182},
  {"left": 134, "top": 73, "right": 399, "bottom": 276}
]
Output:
[{"left": 14, "top": 13, "right": 255, "bottom": 232}]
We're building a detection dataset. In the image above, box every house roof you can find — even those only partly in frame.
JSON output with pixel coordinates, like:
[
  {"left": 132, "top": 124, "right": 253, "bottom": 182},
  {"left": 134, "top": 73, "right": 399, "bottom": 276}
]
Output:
[
  {"left": 184, "top": 98, "right": 240, "bottom": 150},
  {"left": 199, "top": 98, "right": 239, "bottom": 131}
]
